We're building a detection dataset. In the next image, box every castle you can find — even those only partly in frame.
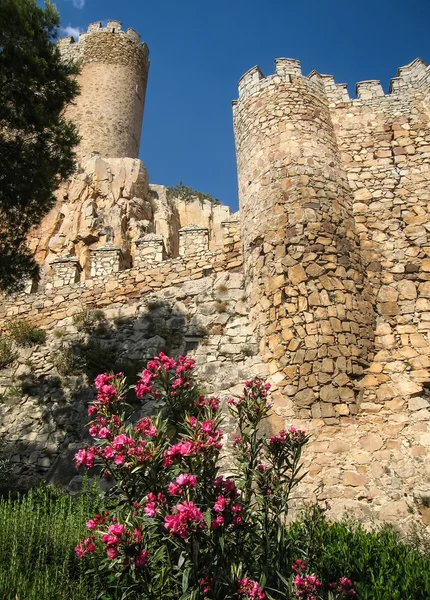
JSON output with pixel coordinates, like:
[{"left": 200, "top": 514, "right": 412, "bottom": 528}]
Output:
[{"left": 0, "top": 20, "right": 429, "bottom": 529}]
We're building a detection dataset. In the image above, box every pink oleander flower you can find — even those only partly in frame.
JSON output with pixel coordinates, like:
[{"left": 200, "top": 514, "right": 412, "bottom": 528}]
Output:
[
  {"left": 103, "top": 446, "right": 115, "bottom": 460},
  {"left": 269, "top": 430, "right": 287, "bottom": 446},
  {"left": 107, "top": 547, "right": 119, "bottom": 559},
  {"left": 135, "top": 549, "right": 149, "bottom": 568},
  {"left": 164, "top": 501, "right": 205, "bottom": 538},
  {"left": 75, "top": 536, "right": 95, "bottom": 558},
  {"left": 98, "top": 426, "right": 111, "bottom": 439},
  {"left": 112, "top": 434, "right": 133, "bottom": 451},
  {"left": 86, "top": 513, "right": 106, "bottom": 531},
  {"left": 163, "top": 440, "right": 195, "bottom": 466},
  {"left": 329, "top": 577, "right": 357, "bottom": 597},
  {"left": 134, "top": 417, "right": 158, "bottom": 438},
  {"left": 211, "top": 514, "right": 224, "bottom": 529},
  {"left": 133, "top": 527, "right": 142, "bottom": 542},
  {"left": 176, "top": 473, "right": 197, "bottom": 487},
  {"left": 200, "top": 577, "right": 214, "bottom": 594},
  {"left": 237, "top": 577, "right": 265, "bottom": 599},
  {"left": 292, "top": 559, "right": 307, "bottom": 573},
  {"left": 214, "top": 476, "right": 238, "bottom": 498},
  {"left": 75, "top": 447, "right": 97, "bottom": 469},
  {"left": 213, "top": 495, "right": 228, "bottom": 513},
  {"left": 108, "top": 523, "right": 125, "bottom": 536},
  {"left": 88, "top": 405, "right": 98, "bottom": 417},
  {"left": 144, "top": 492, "right": 166, "bottom": 516},
  {"left": 293, "top": 573, "right": 322, "bottom": 599},
  {"left": 89, "top": 424, "right": 99, "bottom": 437},
  {"left": 114, "top": 454, "right": 125, "bottom": 466}
]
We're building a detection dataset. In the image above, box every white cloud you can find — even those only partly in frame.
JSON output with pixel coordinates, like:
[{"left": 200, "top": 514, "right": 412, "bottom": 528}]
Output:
[
  {"left": 61, "top": 25, "right": 82, "bottom": 40},
  {"left": 72, "top": 0, "right": 85, "bottom": 8}
]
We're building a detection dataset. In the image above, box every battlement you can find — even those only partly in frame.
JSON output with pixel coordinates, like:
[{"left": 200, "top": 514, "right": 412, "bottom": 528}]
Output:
[
  {"left": 58, "top": 20, "right": 149, "bottom": 61},
  {"left": 235, "top": 57, "right": 430, "bottom": 106}
]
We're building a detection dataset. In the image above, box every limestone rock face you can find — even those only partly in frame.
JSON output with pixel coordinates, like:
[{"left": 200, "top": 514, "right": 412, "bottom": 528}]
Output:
[
  {"left": 27, "top": 164, "right": 232, "bottom": 280},
  {"left": 29, "top": 157, "right": 153, "bottom": 277}
]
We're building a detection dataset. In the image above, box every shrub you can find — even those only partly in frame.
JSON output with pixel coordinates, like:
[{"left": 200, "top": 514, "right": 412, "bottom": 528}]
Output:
[
  {"left": 286, "top": 503, "right": 430, "bottom": 600},
  {"left": 0, "top": 337, "right": 17, "bottom": 369},
  {"left": 73, "top": 309, "right": 106, "bottom": 333},
  {"left": 53, "top": 346, "right": 85, "bottom": 377},
  {"left": 216, "top": 283, "right": 228, "bottom": 295},
  {"left": 5, "top": 320, "right": 46, "bottom": 347},
  {"left": 167, "top": 180, "right": 220, "bottom": 206}
]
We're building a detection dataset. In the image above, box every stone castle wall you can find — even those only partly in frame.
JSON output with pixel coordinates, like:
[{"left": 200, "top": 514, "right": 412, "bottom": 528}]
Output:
[
  {"left": 58, "top": 21, "right": 149, "bottom": 159},
  {"left": 1, "top": 29, "right": 430, "bottom": 529}
]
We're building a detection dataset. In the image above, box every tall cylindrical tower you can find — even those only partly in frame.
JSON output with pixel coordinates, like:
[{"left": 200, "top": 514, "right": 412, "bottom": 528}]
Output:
[
  {"left": 58, "top": 21, "right": 149, "bottom": 159},
  {"left": 233, "top": 59, "right": 374, "bottom": 419}
]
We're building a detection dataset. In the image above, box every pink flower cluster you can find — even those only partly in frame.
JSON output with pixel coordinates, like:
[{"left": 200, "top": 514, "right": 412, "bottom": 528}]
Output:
[
  {"left": 135, "top": 368, "right": 156, "bottom": 398},
  {"left": 269, "top": 426, "right": 306, "bottom": 447},
  {"left": 293, "top": 575, "right": 322, "bottom": 600},
  {"left": 211, "top": 476, "right": 242, "bottom": 529},
  {"left": 228, "top": 377, "right": 271, "bottom": 414},
  {"left": 163, "top": 439, "right": 195, "bottom": 467},
  {"left": 134, "top": 417, "right": 158, "bottom": 438},
  {"left": 237, "top": 577, "right": 265, "bottom": 599},
  {"left": 94, "top": 373, "right": 122, "bottom": 405},
  {"left": 86, "top": 512, "right": 108, "bottom": 530},
  {"left": 144, "top": 492, "right": 167, "bottom": 517},
  {"left": 163, "top": 419, "right": 222, "bottom": 467},
  {"left": 291, "top": 560, "right": 322, "bottom": 600},
  {"left": 135, "top": 549, "right": 149, "bottom": 568},
  {"left": 135, "top": 353, "right": 196, "bottom": 398},
  {"left": 168, "top": 473, "right": 197, "bottom": 496},
  {"left": 194, "top": 394, "right": 220, "bottom": 413},
  {"left": 75, "top": 536, "right": 95, "bottom": 558},
  {"left": 164, "top": 501, "right": 205, "bottom": 538},
  {"left": 329, "top": 578, "right": 357, "bottom": 597},
  {"left": 200, "top": 577, "right": 214, "bottom": 594},
  {"left": 75, "top": 447, "right": 97, "bottom": 469}
]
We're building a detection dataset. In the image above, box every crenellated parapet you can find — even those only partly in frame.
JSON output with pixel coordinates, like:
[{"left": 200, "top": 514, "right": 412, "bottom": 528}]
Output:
[
  {"left": 234, "top": 57, "right": 430, "bottom": 111},
  {"left": 58, "top": 20, "right": 149, "bottom": 62}
]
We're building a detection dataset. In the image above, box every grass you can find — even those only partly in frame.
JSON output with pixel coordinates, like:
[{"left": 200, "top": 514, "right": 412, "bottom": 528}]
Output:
[
  {"left": 0, "top": 483, "right": 111, "bottom": 600},
  {"left": 214, "top": 300, "right": 228, "bottom": 313},
  {"left": 0, "top": 337, "right": 18, "bottom": 369}
]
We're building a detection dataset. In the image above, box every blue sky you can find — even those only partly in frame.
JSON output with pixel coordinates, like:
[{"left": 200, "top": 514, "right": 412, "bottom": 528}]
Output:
[{"left": 56, "top": 0, "right": 430, "bottom": 212}]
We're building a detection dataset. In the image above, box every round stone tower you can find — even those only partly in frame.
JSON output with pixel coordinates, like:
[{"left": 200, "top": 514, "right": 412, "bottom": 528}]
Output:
[
  {"left": 58, "top": 20, "right": 149, "bottom": 159},
  {"left": 233, "top": 59, "right": 374, "bottom": 420}
]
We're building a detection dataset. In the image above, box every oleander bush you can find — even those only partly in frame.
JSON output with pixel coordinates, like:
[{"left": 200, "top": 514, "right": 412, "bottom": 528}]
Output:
[{"left": 72, "top": 353, "right": 357, "bottom": 599}]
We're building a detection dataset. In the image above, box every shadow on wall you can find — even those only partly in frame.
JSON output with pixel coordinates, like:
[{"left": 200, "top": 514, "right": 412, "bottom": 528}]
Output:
[{"left": 0, "top": 299, "right": 198, "bottom": 496}]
